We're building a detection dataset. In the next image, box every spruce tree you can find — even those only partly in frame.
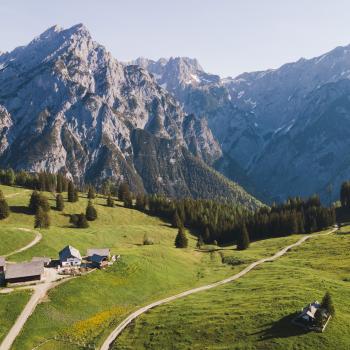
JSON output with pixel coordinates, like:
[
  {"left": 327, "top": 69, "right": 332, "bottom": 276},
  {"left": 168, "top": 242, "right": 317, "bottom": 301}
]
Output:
[
  {"left": 124, "top": 192, "right": 133, "bottom": 208},
  {"left": 34, "top": 207, "right": 50, "bottom": 229},
  {"left": 135, "top": 194, "right": 146, "bottom": 211},
  {"left": 87, "top": 187, "right": 96, "bottom": 199},
  {"left": 38, "top": 194, "right": 50, "bottom": 212},
  {"left": 107, "top": 195, "right": 115, "bottom": 207},
  {"left": 172, "top": 210, "right": 182, "bottom": 228},
  {"left": 85, "top": 200, "right": 97, "bottom": 221},
  {"left": 0, "top": 190, "right": 10, "bottom": 219},
  {"left": 68, "top": 181, "right": 76, "bottom": 203},
  {"left": 175, "top": 227, "right": 188, "bottom": 248},
  {"left": 237, "top": 224, "right": 250, "bottom": 250},
  {"left": 118, "top": 182, "right": 130, "bottom": 201},
  {"left": 29, "top": 190, "right": 40, "bottom": 213},
  {"left": 56, "top": 194, "right": 64, "bottom": 211},
  {"left": 321, "top": 291, "right": 335, "bottom": 316}
]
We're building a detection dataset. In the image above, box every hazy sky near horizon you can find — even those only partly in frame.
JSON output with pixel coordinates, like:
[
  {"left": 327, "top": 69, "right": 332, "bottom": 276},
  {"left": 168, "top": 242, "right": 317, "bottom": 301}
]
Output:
[{"left": 1, "top": 0, "right": 350, "bottom": 77}]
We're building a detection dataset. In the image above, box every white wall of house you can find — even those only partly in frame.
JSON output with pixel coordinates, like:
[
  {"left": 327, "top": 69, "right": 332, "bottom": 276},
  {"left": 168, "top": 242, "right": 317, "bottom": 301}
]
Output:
[{"left": 61, "top": 258, "right": 81, "bottom": 267}]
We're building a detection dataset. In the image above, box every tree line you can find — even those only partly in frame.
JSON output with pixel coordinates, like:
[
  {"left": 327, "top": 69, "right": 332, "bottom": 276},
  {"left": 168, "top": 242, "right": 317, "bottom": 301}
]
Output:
[{"left": 0, "top": 168, "right": 343, "bottom": 251}]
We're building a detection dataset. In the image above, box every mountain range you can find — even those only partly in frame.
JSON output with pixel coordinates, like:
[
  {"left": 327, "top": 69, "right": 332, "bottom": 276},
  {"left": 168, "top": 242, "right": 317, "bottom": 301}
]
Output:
[
  {"left": 136, "top": 46, "right": 350, "bottom": 203},
  {"left": 0, "top": 24, "right": 260, "bottom": 208},
  {"left": 1, "top": 23, "right": 350, "bottom": 206}
]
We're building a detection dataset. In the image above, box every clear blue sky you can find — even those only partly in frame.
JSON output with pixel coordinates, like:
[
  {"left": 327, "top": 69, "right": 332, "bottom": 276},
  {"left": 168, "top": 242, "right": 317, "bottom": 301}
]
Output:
[{"left": 1, "top": 0, "right": 350, "bottom": 77}]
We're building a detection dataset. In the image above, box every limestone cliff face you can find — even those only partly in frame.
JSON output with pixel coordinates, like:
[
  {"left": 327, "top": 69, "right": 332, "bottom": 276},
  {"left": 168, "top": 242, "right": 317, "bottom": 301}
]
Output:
[
  {"left": 138, "top": 46, "right": 350, "bottom": 202},
  {"left": 0, "top": 24, "right": 259, "bottom": 207}
]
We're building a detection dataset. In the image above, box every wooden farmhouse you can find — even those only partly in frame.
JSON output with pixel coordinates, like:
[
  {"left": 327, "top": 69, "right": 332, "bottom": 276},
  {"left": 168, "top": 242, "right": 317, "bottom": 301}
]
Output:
[
  {"left": 59, "top": 245, "right": 82, "bottom": 267},
  {"left": 4, "top": 261, "right": 44, "bottom": 284},
  {"left": 87, "top": 248, "right": 110, "bottom": 268},
  {"left": 293, "top": 301, "right": 331, "bottom": 332}
]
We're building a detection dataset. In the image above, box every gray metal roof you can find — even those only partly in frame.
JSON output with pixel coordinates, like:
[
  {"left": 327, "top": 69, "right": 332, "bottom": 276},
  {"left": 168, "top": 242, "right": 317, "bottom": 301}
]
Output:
[
  {"left": 59, "top": 245, "right": 82, "bottom": 261},
  {"left": 91, "top": 254, "right": 108, "bottom": 263},
  {"left": 87, "top": 248, "right": 110, "bottom": 258},
  {"left": 5, "top": 261, "right": 44, "bottom": 279},
  {"left": 32, "top": 257, "right": 51, "bottom": 264},
  {"left": 0, "top": 257, "right": 5, "bottom": 267}
]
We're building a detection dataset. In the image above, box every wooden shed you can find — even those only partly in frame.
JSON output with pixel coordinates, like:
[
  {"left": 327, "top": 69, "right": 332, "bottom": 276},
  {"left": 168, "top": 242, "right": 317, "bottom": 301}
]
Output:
[{"left": 5, "top": 261, "right": 44, "bottom": 284}]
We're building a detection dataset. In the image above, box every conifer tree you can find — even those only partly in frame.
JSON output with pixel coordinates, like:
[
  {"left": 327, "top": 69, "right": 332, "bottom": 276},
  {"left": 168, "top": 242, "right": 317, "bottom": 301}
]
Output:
[
  {"left": 135, "top": 194, "right": 146, "bottom": 211},
  {"left": 237, "top": 223, "right": 250, "bottom": 250},
  {"left": 29, "top": 190, "right": 40, "bottom": 213},
  {"left": 85, "top": 200, "right": 97, "bottom": 221},
  {"left": 68, "top": 181, "right": 76, "bottom": 202},
  {"left": 4, "top": 168, "right": 15, "bottom": 186},
  {"left": 0, "top": 190, "right": 10, "bottom": 219},
  {"left": 175, "top": 227, "right": 188, "bottom": 248},
  {"left": 56, "top": 176, "right": 63, "bottom": 193},
  {"left": 87, "top": 187, "right": 96, "bottom": 199},
  {"left": 123, "top": 192, "right": 133, "bottom": 208},
  {"left": 34, "top": 207, "right": 50, "bottom": 229},
  {"left": 321, "top": 291, "right": 335, "bottom": 316},
  {"left": 172, "top": 210, "right": 182, "bottom": 228},
  {"left": 38, "top": 194, "right": 50, "bottom": 212},
  {"left": 29, "top": 191, "right": 50, "bottom": 213},
  {"left": 107, "top": 195, "right": 114, "bottom": 207},
  {"left": 56, "top": 194, "right": 64, "bottom": 211},
  {"left": 118, "top": 182, "right": 130, "bottom": 201}
]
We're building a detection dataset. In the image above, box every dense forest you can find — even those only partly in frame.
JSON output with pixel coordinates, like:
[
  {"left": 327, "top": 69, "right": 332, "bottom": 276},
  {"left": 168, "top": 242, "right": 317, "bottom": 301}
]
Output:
[
  {"left": 146, "top": 194, "right": 336, "bottom": 245},
  {"left": 0, "top": 168, "right": 338, "bottom": 248}
]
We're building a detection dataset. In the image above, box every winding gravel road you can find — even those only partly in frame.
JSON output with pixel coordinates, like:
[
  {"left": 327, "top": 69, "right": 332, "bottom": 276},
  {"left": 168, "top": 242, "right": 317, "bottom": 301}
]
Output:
[
  {"left": 100, "top": 228, "right": 337, "bottom": 350},
  {"left": 4, "top": 228, "right": 42, "bottom": 258}
]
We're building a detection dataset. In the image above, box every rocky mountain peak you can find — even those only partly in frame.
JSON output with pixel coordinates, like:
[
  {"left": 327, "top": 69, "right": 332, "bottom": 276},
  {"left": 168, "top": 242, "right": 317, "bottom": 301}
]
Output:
[{"left": 0, "top": 24, "right": 259, "bottom": 206}]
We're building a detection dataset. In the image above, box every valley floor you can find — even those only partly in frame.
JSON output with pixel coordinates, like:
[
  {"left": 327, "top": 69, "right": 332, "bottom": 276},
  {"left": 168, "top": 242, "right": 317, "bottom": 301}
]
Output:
[
  {"left": 115, "top": 228, "right": 350, "bottom": 350},
  {"left": 0, "top": 185, "right": 348, "bottom": 350}
]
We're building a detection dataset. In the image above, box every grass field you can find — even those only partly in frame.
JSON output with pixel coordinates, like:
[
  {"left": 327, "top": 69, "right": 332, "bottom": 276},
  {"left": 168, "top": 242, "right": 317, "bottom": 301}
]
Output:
[
  {"left": 115, "top": 230, "right": 350, "bottom": 350},
  {"left": 0, "top": 291, "right": 31, "bottom": 343},
  {"left": 0, "top": 228, "right": 35, "bottom": 256},
  {"left": 0, "top": 185, "right": 327, "bottom": 350}
]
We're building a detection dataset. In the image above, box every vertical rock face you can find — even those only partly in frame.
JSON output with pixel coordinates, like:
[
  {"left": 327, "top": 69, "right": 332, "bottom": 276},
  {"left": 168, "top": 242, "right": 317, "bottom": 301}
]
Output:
[
  {"left": 0, "top": 24, "right": 260, "bottom": 207},
  {"left": 0, "top": 105, "right": 12, "bottom": 155},
  {"left": 138, "top": 46, "right": 350, "bottom": 202}
]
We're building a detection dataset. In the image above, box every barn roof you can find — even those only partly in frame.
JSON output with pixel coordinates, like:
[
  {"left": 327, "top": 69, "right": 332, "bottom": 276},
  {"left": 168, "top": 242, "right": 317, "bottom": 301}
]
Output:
[
  {"left": 91, "top": 254, "right": 108, "bottom": 263},
  {"left": 32, "top": 257, "right": 51, "bottom": 264},
  {"left": 87, "top": 248, "right": 110, "bottom": 258},
  {"left": 59, "top": 245, "right": 82, "bottom": 261},
  {"left": 302, "top": 301, "right": 321, "bottom": 319},
  {"left": 5, "top": 261, "right": 44, "bottom": 280}
]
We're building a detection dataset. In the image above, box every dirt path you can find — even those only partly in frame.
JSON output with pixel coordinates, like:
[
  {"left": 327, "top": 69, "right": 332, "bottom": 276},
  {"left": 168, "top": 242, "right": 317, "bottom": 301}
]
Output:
[
  {"left": 4, "top": 228, "right": 42, "bottom": 258},
  {"left": 0, "top": 285, "right": 48, "bottom": 350},
  {"left": 0, "top": 271, "right": 73, "bottom": 350},
  {"left": 100, "top": 228, "right": 337, "bottom": 350}
]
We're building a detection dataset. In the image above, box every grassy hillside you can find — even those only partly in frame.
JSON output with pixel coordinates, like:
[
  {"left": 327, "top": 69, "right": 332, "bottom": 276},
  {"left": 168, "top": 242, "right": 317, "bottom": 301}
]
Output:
[
  {"left": 0, "top": 184, "right": 312, "bottom": 350},
  {"left": 0, "top": 291, "right": 31, "bottom": 343},
  {"left": 116, "top": 229, "right": 350, "bottom": 350}
]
